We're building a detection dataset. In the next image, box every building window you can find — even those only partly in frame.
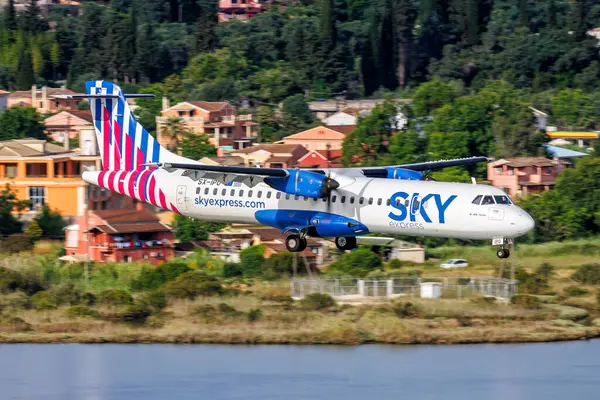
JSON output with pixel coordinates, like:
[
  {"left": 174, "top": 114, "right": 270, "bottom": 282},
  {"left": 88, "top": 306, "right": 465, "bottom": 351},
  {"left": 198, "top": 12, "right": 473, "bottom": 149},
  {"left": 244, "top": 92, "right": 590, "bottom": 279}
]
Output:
[
  {"left": 4, "top": 163, "right": 17, "bottom": 178},
  {"left": 28, "top": 186, "right": 45, "bottom": 210},
  {"left": 26, "top": 163, "right": 47, "bottom": 177}
]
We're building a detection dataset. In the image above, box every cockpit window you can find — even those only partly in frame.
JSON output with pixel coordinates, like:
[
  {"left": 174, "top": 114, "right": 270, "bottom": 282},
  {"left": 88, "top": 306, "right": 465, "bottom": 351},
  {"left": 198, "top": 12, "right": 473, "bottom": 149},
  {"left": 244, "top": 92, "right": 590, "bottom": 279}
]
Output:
[
  {"left": 472, "top": 195, "right": 482, "bottom": 205},
  {"left": 494, "top": 195, "right": 512, "bottom": 205},
  {"left": 481, "top": 195, "right": 495, "bottom": 205}
]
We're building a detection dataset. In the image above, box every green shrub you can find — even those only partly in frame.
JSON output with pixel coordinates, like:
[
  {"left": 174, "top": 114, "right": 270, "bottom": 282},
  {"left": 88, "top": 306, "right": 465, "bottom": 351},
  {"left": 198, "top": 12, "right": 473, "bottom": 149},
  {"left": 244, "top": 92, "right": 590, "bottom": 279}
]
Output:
[
  {"left": 138, "top": 291, "right": 167, "bottom": 312},
  {"left": 131, "top": 262, "right": 191, "bottom": 291},
  {"left": 547, "top": 304, "right": 589, "bottom": 321},
  {"left": 48, "top": 283, "right": 86, "bottom": 306},
  {"left": 247, "top": 308, "right": 263, "bottom": 322},
  {"left": 300, "top": 293, "right": 336, "bottom": 310},
  {"left": 326, "top": 248, "right": 383, "bottom": 277},
  {"left": 511, "top": 294, "right": 542, "bottom": 309},
  {"left": 0, "top": 316, "right": 31, "bottom": 332},
  {"left": 0, "top": 267, "right": 43, "bottom": 295},
  {"left": 30, "top": 291, "right": 58, "bottom": 310},
  {"left": 66, "top": 305, "right": 99, "bottom": 319},
  {"left": 393, "top": 301, "right": 420, "bottom": 318},
  {"left": 80, "top": 292, "right": 97, "bottom": 306},
  {"left": 386, "top": 259, "right": 406, "bottom": 269},
  {"left": 0, "top": 235, "right": 34, "bottom": 254},
  {"left": 164, "top": 272, "right": 223, "bottom": 299},
  {"left": 120, "top": 303, "right": 151, "bottom": 324},
  {"left": 218, "top": 303, "right": 239, "bottom": 316},
  {"left": 572, "top": 264, "right": 600, "bottom": 285},
  {"left": 222, "top": 262, "right": 243, "bottom": 278},
  {"left": 98, "top": 289, "right": 133, "bottom": 307},
  {"left": 195, "top": 304, "right": 216, "bottom": 317},
  {"left": 239, "top": 245, "right": 266, "bottom": 277},
  {"left": 365, "top": 270, "right": 387, "bottom": 279},
  {"left": 0, "top": 291, "right": 30, "bottom": 310},
  {"left": 564, "top": 286, "right": 589, "bottom": 297}
]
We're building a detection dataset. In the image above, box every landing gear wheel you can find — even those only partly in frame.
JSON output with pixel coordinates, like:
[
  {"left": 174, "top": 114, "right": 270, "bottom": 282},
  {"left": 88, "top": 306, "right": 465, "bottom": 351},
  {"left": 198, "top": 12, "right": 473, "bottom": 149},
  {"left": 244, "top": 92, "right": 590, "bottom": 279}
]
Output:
[
  {"left": 286, "top": 235, "right": 307, "bottom": 252},
  {"left": 335, "top": 236, "right": 357, "bottom": 251},
  {"left": 496, "top": 248, "right": 510, "bottom": 259}
]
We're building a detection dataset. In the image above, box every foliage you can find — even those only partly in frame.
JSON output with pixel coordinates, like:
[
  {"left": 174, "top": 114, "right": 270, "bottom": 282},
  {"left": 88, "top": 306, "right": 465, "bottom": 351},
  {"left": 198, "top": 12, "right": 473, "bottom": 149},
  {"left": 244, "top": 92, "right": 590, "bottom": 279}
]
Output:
[
  {"left": 131, "top": 262, "right": 190, "bottom": 291},
  {"left": 571, "top": 264, "right": 600, "bottom": 285},
  {"left": 172, "top": 214, "right": 225, "bottom": 242},
  {"left": 33, "top": 206, "right": 65, "bottom": 239},
  {"left": 262, "top": 252, "right": 294, "bottom": 280},
  {"left": 239, "top": 245, "right": 266, "bottom": 277},
  {"left": 0, "top": 107, "right": 46, "bottom": 141},
  {"left": 24, "top": 221, "right": 42, "bottom": 242},
  {"left": 66, "top": 305, "right": 99, "bottom": 319},
  {"left": 393, "top": 301, "right": 420, "bottom": 318},
  {"left": 510, "top": 294, "right": 542, "bottom": 309},
  {"left": 0, "top": 266, "right": 42, "bottom": 294},
  {"left": 178, "top": 133, "right": 216, "bottom": 160},
  {"left": 120, "top": 303, "right": 151, "bottom": 324},
  {"left": 98, "top": 289, "right": 133, "bottom": 307},
  {"left": 0, "top": 234, "right": 34, "bottom": 254},
  {"left": 0, "top": 185, "right": 29, "bottom": 236},
  {"left": 300, "top": 293, "right": 336, "bottom": 310},
  {"left": 163, "top": 272, "right": 223, "bottom": 299},
  {"left": 326, "top": 248, "right": 383, "bottom": 277},
  {"left": 564, "top": 286, "right": 589, "bottom": 297},
  {"left": 222, "top": 262, "right": 244, "bottom": 278},
  {"left": 247, "top": 308, "right": 263, "bottom": 322},
  {"left": 138, "top": 290, "right": 168, "bottom": 312},
  {"left": 30, "top": 290, "right": 57, "bottom": 310}
]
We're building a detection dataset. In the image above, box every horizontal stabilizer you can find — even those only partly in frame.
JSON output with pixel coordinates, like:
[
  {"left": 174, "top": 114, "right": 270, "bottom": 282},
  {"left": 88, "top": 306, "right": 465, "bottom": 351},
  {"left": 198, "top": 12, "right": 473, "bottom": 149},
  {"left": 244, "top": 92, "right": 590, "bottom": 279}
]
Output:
[
  {"left": 54, "top": 94, "right": 156, "bottom": 99},
  {"left": 150, "top": 162, "right": 289, "bottom": 178}
]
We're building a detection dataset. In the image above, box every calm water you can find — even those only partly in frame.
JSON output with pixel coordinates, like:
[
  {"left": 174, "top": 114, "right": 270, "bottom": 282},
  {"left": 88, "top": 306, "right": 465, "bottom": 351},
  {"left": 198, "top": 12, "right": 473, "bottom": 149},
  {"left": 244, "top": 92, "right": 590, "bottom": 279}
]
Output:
[{"left": 1, "top": 341, "right": 600, "bottom": 400}]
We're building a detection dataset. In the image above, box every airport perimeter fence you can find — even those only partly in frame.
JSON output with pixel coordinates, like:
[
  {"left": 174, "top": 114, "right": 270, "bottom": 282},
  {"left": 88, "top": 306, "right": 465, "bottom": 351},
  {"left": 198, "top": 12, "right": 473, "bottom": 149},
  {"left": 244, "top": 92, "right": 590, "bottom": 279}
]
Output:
[{"left": 290, "top": 276, "right": 519, "bottom": 301}]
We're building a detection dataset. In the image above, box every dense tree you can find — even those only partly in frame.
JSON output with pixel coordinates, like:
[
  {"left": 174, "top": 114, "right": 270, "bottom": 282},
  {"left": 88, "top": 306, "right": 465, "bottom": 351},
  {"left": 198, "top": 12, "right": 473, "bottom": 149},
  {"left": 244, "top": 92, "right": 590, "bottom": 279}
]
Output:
[
  {"left": 33, "top": 206, "right": 65, "bottom": 239},
  {"left": 192, "top": 0, "right": 218, "bottom": 55},
  {"left": 15, "top": 38, "right": 34, "bottom": 90},
  {"left": 0, "top": 107, "right": 45, "bottom": 141},
  {"left": 0, "top": 185, "right": 29, "bottom": 237},
  {"left": 172, "top": 214, "right": 224, "bottom": 242},
  {"left": 239, "top": 245, "right": 266, "bottom": 277},
  {"left": 4, "top": 0, "right": 17, "bottom": 32},
  {"left": 22, "top": 0, "right": 49, "bottom": 34},
  {"left": 178, "top": 133, "right": 217, "bottom": 160},
  {"left": 281, "top": 94, "right": 315, "bottom": 134}
]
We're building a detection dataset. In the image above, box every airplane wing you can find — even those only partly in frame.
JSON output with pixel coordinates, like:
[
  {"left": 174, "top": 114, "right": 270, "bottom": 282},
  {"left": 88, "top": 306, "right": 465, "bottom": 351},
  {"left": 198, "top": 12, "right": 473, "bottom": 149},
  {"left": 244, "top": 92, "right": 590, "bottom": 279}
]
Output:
[{"left": 360, "top": 156, "right": 491, "bottom": 177}]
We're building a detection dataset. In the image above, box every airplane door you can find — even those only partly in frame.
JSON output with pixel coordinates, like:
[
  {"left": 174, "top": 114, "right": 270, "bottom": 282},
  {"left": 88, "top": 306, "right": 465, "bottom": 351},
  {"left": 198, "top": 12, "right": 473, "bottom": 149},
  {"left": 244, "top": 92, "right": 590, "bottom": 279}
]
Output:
[
  {"left": 488, "top": 207, "right": 504, "bottom": 221},
  {"left": 176, "top": 185, "right": 187, "bottom": 212}
]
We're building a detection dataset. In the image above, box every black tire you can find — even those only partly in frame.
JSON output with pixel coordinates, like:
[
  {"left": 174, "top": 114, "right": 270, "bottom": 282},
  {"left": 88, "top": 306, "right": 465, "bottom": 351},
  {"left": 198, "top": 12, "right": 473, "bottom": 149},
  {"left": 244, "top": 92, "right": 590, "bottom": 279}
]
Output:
[
  {"left": 503, "top": 249, "right": 510, "bottom": 258},
  {"left": 297, "top": 238, "right": 307, "bottom": 252},
  {"left": 496, "top": 248, "right": 506, "bottom": 259},
  {"left": 336, "top": 236, "right": 357, "bottom": 251},
  {"left": 286, "top": 235, "right": 303, "bottom": 252}
]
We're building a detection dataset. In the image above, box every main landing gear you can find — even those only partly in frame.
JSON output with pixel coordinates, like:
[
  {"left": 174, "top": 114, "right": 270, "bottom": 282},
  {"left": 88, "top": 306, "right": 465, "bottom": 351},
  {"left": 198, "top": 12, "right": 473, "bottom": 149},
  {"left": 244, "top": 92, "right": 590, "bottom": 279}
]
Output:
[
  {"left": 493, "top": 237, "right": 514, "bottom": 259},
  {"left": 286, "top": 234, "right": 307, "bottom": 252},
  {"left": 335, "top": 236, "right": 357, "bottom": 251}
]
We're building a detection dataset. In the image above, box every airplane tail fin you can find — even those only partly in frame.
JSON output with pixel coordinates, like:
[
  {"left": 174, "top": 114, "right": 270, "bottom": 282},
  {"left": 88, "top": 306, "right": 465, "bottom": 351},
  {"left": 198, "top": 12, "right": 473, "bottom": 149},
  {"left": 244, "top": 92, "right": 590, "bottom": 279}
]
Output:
[{"left": 85, "top": 80, "right": 183, "bottom": 170}]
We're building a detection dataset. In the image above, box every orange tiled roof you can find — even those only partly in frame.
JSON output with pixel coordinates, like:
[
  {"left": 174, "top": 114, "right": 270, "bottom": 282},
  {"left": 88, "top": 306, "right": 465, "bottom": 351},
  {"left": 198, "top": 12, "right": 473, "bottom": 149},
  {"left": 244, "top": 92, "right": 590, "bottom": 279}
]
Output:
[
  {"left": 281, "top": 126, "right": 346, "bottom": 141},
  {"left": 327, "top": 125, "right": 355, "bottom": 134},
  {"left": 188, "top": 101, "right": 230, "bottom": 112}
]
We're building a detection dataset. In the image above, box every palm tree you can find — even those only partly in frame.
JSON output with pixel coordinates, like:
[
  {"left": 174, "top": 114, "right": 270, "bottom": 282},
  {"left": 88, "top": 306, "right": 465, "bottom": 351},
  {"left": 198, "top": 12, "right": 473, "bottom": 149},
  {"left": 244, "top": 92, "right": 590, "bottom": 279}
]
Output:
[{"left": 160, "top": 117, "right": 189, "bottom": 154}]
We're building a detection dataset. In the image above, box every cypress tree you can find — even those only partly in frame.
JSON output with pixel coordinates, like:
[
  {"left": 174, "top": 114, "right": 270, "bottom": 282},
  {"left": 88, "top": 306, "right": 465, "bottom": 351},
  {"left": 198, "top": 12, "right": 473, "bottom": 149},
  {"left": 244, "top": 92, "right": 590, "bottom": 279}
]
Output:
[
  {"left": 136, "top": 23, "right": 159, "bottom": 82},
  {"left": 192, "top": 0, "right": 218, "bottom": 55},
  {"left": 548, "top": 0, "right": 558, "bottom": 26},
  {"left": 4, "top": 0, "right": 17, "bottom": 31},
  {"left": 392, "top": 0, "right": 417, "bottom": 88},
  {"left": 519, "top": 0, "right": 529, "bottom": 29},
  {"left": 23, "top": 0, "right": 48, "bottom": 34},
  {"left": 320, "top": 0, "right": 336, "bottom": 50},
  {"left": 15, "top": 36, "right": 35, "bottom": 90},
  {"left": 465, "top": 0, "right": 479, "bottom": 46}
]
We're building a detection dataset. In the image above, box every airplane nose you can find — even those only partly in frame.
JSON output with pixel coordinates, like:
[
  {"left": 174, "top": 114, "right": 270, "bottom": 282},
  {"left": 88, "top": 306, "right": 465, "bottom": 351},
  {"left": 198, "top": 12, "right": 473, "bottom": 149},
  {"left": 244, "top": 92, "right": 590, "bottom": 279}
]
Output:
[{"left": 518, "top": 210, "right": 535, "bottom": 235}]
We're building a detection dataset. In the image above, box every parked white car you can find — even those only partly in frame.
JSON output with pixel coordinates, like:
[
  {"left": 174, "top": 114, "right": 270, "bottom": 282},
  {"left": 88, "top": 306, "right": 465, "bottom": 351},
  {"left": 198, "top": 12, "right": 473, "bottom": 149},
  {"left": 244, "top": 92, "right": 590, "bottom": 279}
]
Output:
[{"left": 440, "top": 259, "right": 468, "bottom": 268}]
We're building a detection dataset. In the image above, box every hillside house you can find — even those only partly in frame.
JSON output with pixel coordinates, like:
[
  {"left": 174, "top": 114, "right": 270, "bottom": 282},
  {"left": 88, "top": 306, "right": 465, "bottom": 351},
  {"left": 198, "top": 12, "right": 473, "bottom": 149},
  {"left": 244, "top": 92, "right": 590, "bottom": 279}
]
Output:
[
  {"left": 228, "top": 143, "right": 308, "bottom": 168},
  {"left": 277, "top": 126, "right": 346, "bottom": 152},
  {"left": 8, "top": 86, "right": 83, "bottom": 114}
]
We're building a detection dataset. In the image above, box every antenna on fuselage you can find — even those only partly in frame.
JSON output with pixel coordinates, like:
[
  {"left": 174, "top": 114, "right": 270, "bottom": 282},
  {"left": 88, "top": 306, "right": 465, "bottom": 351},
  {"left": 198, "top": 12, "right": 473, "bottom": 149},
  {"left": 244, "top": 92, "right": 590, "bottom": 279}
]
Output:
[{"left": 471, "top": 177, "right": 477, "bottom": 185}]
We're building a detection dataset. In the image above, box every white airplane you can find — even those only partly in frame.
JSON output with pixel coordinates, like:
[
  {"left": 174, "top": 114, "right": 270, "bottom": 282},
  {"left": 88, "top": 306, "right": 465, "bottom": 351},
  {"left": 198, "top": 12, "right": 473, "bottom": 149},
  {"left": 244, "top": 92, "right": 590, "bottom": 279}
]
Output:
[{"left": 71, "top": 81, "right": 534, "bottom": 258}]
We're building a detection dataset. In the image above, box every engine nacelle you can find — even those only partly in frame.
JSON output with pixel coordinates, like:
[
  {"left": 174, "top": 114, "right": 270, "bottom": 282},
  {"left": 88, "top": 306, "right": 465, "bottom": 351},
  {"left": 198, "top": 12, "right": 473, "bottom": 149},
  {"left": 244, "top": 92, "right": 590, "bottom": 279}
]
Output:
[
  {"left": 384, "top": 167, "right": 424, "bottom": 180},
  {"left": 264, "top": 170, "right": 339, "bottom": 198}
]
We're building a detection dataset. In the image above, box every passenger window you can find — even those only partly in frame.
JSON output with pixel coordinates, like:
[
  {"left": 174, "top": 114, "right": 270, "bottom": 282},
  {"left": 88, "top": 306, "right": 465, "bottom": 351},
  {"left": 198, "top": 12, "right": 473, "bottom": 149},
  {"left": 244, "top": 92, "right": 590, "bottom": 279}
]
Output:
[
  {"left": 267, "top": 192, "right": 272, "bottom": 199},
  {"left": 359, "top": 197, "right": 364, "bottom": 205},
  {"left": 239, "top": 190, "right": 244, "bottom": 197},
  {"left": 230, "top": 189, "right": 235, "bottom": 196},
  {"left": 294, "top": 195, "right": 299, "bottom": 200},
  {"left": 472, "top": 195, "right": 482, "bottom": 205},
  {"left": 387, "top": 199, "right": 391, "bottom": 206},
  {"left": 350, "top": 197, "right": 355, "bottom": 204},
  {"left": 377, "top": 198, "right": 382, "bottom": 206},
  {"left": 276, "top": 192, "right": 281, "bottom": 199},
  {"left": 213, "top": 188, "right": 218, "bottom": 195},
  {"left": 304, "top": 196, "right": 308, "bottom": 201},
  {"left": 249, "top": 190, "right": 253, "bottom": 197},
  {"left": 196, "top": 187, "right": 201, "bottom": 194},
  {"left": 341, "top": 196, "right": 346, "bottom": 203},
  {"left": 221, "top": 189, "right": 226, "bottom": 196},
  {"left": 404, "top": 199, "right": 410, "bottom": 207},
  {"left": 204, "top": 188, "right": 209, "bottom": 195},
  {"left": 494, "top": 195, "right": 511, "bottom": 205},
  {"left": 368, "top": 198, "right": 373, "bottom": 205},
  {"left": 285, "top": 194, "right": 290, "bottom": 200},
  {"left": 332, "top": 195, "right": 337, "bottom": 203},
  {"left": 257, "top": 191, "right": 262, "bottom": 198},
  {"left": 482, "top": 195, "right": 495, "bottom": 205},
  {"left": 395, "top": 198, "right": 401, "bottom": 206}
]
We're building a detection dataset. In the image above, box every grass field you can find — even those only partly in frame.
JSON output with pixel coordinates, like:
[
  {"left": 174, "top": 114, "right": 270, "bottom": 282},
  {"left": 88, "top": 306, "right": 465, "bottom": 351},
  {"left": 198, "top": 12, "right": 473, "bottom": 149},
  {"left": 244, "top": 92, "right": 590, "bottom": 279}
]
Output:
[{"left": 1, "top": 239, "right": 600, "bottom": 345}]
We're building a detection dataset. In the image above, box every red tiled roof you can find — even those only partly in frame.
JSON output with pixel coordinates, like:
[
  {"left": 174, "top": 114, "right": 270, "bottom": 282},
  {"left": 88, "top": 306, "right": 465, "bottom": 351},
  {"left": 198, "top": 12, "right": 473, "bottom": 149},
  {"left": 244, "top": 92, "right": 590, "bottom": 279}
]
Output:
[
  {"left": 328, "top": 125, "right": 355, "bottom": 134},
  {"left": 316, "top": 149, "right": 343, "bottom": 160},
  {"left": 188, "top": 101, "right": 230, "bottom": 112},
  {"left": 93, "top": 208, "right": 159, "bottom": 224},
  {"left": 63, "top": 110, "right": 93, "bottom": 123},
  {"left": 9, "top": 88, "right": 78, "bottom": 98},
  {"left": 281, "top": 126, "right": 346, "bottom": 141},
  {"left": 232, "top": 143, "right": 306, "bottom": 155},
  {"left": 90, "top": 222, "right": 171, "bottom": 234}
]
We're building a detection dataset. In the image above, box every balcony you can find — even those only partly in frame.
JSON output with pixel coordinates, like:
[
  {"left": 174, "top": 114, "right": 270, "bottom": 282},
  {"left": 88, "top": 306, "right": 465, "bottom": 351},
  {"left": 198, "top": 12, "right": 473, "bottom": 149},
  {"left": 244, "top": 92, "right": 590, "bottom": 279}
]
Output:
[{"left": 156, "top": 116, "right": 205, "bottom": 123}]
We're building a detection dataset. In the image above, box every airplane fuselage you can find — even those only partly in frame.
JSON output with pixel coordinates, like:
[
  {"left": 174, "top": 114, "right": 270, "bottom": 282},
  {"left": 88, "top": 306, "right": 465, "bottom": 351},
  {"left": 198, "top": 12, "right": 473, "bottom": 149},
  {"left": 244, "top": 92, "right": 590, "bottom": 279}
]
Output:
[{"left": 84, "top": 168, "right": 534, "bottom": 241}]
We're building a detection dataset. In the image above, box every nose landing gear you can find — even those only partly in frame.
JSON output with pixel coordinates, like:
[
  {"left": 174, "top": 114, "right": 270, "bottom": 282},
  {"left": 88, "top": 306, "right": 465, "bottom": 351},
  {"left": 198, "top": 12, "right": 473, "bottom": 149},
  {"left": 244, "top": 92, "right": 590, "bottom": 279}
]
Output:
[{"left": 493, "top": 238, "right": 514, "bottom": 259}]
